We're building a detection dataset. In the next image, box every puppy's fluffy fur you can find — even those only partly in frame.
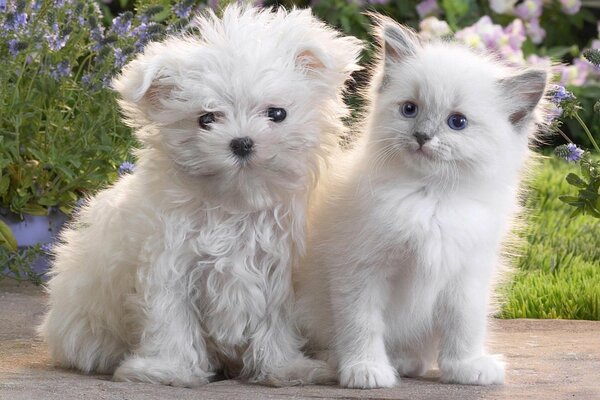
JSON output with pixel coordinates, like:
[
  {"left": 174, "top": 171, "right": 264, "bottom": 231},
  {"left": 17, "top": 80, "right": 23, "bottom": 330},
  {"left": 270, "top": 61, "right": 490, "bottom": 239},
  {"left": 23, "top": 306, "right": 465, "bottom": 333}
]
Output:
[
  {"left": 295, "top": 18, "right": 548, "bottom": 388},
  {"left": 39, "top": 5, "right": 361, "bottom": 387}
]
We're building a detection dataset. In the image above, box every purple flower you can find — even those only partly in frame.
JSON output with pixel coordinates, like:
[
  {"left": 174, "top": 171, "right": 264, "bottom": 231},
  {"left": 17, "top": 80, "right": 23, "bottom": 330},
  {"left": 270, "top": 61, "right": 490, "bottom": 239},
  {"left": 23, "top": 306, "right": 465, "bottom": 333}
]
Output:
[
  {"left": 46, "top": 23, "right": 69, "bottom": 51},
  {"left": 565, "top": 143, "right": 584, "bottom": 162},
  {"left": 514, "top": 0, "right": 543, "bottom": 21},
  {"left": 173, "top": 2, "right": 193, "bottom": 19},
  {"left": 560, "top": 0, "right": 581, "bottom": 15},
  {"left": 50, "top": 60, "right": 71, "bottom": 80},
  {"left": 0, "top": 0, "right": 6, "bottom": 12},
  {"left": 41, "top": 243, "right": 54, "bottom": 254},
  {"left": 8, "top": 39, "right": 20, "bottom": 56},
  {"left": 111, "top": 14, "right": 132, "bottom": 36},
  {"left": 551, "top": 85, "right": 574, "bottom": 105},
  {"left": 14, "top": 12, "right": 27, "bottom": 27},
  {"left": 416, "top": 0, "right": 439, "bottom": 18},
  {"left": 82, "top": 73, "right": 93, "bottom": 86},
  {"left": 118, "top": 161, "right": 135, "bottom": 175},
  {"left": 114, "top": 47, "right": 127, "bottom": 69}
]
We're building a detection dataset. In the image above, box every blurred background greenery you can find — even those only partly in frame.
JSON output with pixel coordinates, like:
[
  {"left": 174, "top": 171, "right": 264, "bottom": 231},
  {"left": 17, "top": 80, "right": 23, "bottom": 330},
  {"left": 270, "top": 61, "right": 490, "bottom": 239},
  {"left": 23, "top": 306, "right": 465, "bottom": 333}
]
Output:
[{"left": 0, "top": 0, "right": 598, "bottom": 319}]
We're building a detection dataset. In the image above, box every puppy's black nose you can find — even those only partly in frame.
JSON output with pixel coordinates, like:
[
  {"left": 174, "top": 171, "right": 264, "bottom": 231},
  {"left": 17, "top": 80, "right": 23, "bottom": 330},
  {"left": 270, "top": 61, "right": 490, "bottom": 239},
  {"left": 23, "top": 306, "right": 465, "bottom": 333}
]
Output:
[
  {"left": 230, "top": 136, "right": 254, "bottom": 158},
  {"left": 413, "top": 132, "right": 431, "bottom": 147}
]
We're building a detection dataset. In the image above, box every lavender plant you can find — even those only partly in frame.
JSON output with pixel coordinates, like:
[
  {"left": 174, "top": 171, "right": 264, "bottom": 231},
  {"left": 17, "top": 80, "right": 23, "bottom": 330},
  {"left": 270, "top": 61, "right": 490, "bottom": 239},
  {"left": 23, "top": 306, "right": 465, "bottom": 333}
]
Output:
[
  {"left": 551, "top": 49, "right": 600, "bottom": 219},
  {"left": 0, "top": 0, "right": 206, "bottom": 281}
]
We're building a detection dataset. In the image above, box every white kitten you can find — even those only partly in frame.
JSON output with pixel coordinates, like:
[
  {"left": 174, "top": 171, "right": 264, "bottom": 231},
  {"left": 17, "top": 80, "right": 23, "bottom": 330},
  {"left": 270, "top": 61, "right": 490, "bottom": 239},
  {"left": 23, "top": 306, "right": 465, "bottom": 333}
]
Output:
[
  {"left": 295, "top": 17, "right": 547, "bottom": 389},
  {"left": 39, "top": 5, "right": 362, "bottom": 387}
]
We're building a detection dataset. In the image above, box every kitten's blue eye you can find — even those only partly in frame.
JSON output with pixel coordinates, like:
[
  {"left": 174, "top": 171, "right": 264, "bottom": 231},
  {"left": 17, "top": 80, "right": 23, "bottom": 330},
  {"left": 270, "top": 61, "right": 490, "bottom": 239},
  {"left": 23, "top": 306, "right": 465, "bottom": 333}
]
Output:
[
  {"left": 401, "top": 102, "right": 418, "bottom": 118},
  {"left": 447, "top": 113, "right": 468, "bottom": 130}
]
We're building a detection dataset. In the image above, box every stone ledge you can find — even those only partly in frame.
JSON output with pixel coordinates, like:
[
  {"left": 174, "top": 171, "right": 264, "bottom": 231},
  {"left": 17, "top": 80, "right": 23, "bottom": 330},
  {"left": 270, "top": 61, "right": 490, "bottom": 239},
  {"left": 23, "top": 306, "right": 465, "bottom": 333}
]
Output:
[{"left": 1, "top": 280, "right": 599, "bottom": 400}]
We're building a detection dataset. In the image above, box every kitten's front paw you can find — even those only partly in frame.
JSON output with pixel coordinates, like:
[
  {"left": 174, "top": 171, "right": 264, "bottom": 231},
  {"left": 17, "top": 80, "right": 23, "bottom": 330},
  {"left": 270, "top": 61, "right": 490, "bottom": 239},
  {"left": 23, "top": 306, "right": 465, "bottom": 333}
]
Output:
[
  {"left": 339, "top": 361, "right": 397, "bottom": 389},
  {"left": 114, "top": 356, "right": 212, "bottom": 387},
  {"left": 439, "top": 355, "right": 504, "bottom": 385}
]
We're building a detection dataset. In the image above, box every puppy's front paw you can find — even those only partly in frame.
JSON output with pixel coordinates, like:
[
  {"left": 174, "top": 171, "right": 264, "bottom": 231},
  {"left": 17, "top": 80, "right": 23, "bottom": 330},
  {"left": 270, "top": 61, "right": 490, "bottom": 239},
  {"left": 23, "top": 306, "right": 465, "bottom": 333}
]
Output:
[
  {"left": 440, "top": 355, "right": 504, "bottom": 385},
  {"left": 114, "top": 356, "right": 212, "bottom": 387},
  {"left": 339, "top": 361, "right": 397, "bottom": 389}
]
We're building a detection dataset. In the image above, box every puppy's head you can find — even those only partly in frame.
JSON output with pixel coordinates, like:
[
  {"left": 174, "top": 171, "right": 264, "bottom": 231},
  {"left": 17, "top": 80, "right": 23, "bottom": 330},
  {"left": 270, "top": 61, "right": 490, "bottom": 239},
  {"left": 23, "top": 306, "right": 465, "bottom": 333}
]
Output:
[{"left": 113, "top": 5, "right": 362, "bottom": 210}]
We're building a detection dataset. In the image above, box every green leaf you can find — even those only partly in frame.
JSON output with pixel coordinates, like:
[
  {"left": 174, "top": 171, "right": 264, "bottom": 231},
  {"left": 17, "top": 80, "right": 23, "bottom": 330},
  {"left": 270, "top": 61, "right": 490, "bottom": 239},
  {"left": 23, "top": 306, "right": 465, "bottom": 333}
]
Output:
[
  {"left": 558, "top": 195, "right": 580, "bottom": 204},
  {"left": 566, "top": 173, "right": 587, "bottom": 188},
  {"left": 20, "top": 204, "right": 48, "bottom": 216},
  {"left": 0, "top": 175, "right": 9, "bottom": 195},
  {"left": 0, "top": 219, "right": 18, "bottom": 251}
]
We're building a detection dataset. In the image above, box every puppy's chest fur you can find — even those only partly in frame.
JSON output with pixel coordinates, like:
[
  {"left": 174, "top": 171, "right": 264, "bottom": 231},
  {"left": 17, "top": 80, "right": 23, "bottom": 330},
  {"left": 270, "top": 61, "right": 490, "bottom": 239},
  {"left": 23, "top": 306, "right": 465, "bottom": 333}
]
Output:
[{"left": 185, "top": 207, "right": 295, "bottom": 353}]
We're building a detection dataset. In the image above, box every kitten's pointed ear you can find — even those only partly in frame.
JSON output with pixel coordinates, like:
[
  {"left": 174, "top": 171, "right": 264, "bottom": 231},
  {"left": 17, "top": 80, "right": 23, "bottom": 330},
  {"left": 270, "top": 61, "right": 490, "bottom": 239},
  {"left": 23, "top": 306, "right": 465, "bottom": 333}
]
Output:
[
  {"left": 373, "top": 16, "right": 420, "bottom": 65},
  {"left": 499, "top": 69, "right": 547, "bottom": 130}
]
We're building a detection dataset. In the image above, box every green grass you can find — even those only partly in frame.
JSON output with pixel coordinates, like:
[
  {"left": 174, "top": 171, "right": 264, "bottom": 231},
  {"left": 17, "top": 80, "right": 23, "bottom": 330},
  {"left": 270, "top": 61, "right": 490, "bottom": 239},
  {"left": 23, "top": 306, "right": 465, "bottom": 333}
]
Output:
[{"left": 499, "top": 156, "right": 600, "bottom": 320}]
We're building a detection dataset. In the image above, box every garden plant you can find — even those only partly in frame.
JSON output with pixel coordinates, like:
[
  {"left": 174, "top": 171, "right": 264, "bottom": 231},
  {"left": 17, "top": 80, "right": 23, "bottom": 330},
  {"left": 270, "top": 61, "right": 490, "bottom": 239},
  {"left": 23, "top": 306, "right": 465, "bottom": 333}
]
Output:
[{"left": 0, "top": 0, "right": 598, "bottom": 319}]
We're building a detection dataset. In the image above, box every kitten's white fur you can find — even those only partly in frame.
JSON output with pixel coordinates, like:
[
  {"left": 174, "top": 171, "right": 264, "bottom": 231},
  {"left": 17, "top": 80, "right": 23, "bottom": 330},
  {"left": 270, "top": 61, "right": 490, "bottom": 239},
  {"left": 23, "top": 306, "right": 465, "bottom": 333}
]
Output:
[
  {"left": 39, "top": 6, "right": 362, "bottom": 387},
  {"left": 295, "top": 18, "right": 547, "bottom": 389}
]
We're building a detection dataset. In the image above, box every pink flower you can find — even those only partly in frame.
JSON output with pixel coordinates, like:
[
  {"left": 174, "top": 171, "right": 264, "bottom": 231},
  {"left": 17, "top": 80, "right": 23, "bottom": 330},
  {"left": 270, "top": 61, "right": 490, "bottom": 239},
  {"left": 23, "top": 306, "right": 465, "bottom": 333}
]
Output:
[
  {"left": 504, "top": 18, "right": 526, "bottom": 50},
  {"left": 489, "top": 0, "right": 517, "bottom": 14},
  {"left": 416, "top": 0, "right": 440, "bottom": 19},
  {"left": 419, "top": 16, "right": 451, "bottom": 40},
  {"left": 560, "top": 0, "right": 581, "bottom": 15},
  {"left": 526, "top": 18, "right": 546, "bottom": 44},
  {"left": 559, "top": 58, "right": 590, "bottom": 87},
  {"left": 526, "top": 54, "right": 552, "bottom": 70},
  {"left": 514, "top": 0, "right": 543, "bottom": 21}
]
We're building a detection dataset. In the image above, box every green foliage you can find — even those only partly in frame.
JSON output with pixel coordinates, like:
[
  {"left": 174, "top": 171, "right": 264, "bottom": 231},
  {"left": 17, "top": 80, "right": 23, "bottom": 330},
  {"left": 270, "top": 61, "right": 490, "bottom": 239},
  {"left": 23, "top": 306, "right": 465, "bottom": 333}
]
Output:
[
  {"left": 559, "top": 155, "right": 600, "bottom": 218},
  {"left": 0, "top": 245, "right": 45, "bottom": 285},
  {"left": 500, "top": 157, "right": 600, "bottom": 320},
  {"left": 0, "top": 1, "right": 135, "bottom": 218}
]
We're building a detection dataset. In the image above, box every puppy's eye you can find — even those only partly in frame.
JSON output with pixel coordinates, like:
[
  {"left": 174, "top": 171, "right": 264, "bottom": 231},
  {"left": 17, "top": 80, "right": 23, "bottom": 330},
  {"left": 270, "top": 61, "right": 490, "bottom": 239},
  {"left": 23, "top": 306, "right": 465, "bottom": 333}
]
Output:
[
  {"left": 447, "top": 113, "right": 468, "bottom": 130},
  {"left": 267, "top": 107, "right": 287, "bottom": 123},
  {"left": 401, "top": 102, "right": 418, "bottom": 118},
  {"left": 198, "top": 112, "right": 216, "bottom": 129}
]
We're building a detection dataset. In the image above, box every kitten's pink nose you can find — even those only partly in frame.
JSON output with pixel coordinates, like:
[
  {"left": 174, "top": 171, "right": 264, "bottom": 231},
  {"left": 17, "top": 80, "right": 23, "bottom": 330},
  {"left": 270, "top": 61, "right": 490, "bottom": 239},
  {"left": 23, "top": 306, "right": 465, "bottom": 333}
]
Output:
[{"left": 413, "top": 132, "right": 431, "bottom": 147}]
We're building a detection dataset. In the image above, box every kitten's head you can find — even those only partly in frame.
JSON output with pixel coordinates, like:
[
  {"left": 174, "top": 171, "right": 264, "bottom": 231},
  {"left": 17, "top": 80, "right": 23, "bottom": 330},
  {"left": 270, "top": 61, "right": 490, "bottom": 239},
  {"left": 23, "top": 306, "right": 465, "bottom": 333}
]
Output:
[
  {"left": 368, "top": 17, "right": 547, "bottom": 180},
  {"left": 113, "top": 5, "right": 362, "bottom": 210}
]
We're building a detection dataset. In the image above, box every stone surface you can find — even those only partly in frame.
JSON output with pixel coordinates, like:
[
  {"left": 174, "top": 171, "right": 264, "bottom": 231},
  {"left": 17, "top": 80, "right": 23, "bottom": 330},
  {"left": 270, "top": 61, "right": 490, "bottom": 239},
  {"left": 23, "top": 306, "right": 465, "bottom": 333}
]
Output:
[{"left": 1, "top": 280, "right": 599, "bottom": 400}]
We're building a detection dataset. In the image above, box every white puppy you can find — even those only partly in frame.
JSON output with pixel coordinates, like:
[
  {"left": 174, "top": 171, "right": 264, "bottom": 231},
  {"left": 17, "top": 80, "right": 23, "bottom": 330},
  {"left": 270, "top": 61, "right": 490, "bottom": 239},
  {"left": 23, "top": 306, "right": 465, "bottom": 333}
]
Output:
[{"left": 39, "top": 5, "right": 362, "bottom": 387}]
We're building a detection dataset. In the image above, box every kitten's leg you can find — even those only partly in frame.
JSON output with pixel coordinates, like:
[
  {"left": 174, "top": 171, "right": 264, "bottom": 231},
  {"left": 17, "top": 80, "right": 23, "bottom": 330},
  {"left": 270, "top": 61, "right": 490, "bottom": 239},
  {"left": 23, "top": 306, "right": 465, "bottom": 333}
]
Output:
[
  {"left": 436, "top": 274, "right": 504, "bottom": 385},
  {"left": 113, "top": 252, "right": 215, "bottom": 387},
  {"left": 332, "top": 270, "right": 397, "bottom": 389}
]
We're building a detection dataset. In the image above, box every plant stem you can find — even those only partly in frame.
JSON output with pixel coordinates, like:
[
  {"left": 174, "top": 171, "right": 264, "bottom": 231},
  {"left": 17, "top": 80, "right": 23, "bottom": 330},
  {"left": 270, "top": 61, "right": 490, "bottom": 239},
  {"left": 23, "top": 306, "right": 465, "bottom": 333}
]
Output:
[
  {"left": 556, "top": 128, "right": 573, "bottom": 144},
  {"left": 574, "top": 112, "right": 600, "bottom": 153}
]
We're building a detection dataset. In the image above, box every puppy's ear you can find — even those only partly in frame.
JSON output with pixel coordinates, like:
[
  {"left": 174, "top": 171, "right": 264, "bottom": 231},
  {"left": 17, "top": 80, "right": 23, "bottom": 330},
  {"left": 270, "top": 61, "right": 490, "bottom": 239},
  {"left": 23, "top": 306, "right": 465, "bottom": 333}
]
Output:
[
  {"left": 112, "top": 43, "right": 176, "bottom": 123},
  {"left": 498, "top": 69, "right": 547, "bottom": 131},
  {"left": 372, "top": 15, "right": 420, "bottom": 65},
  {"left": 293, "top": 11, "right": 363, "bottom": 88}
]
